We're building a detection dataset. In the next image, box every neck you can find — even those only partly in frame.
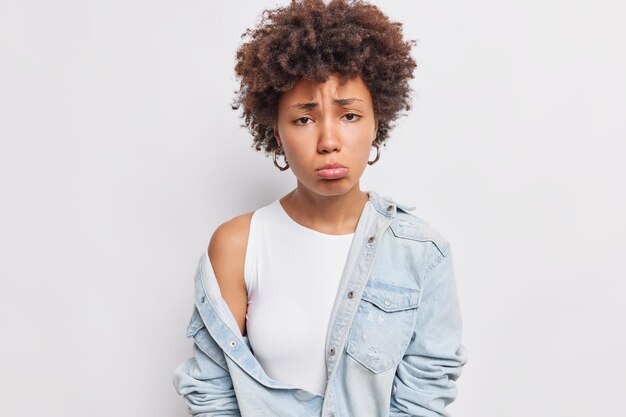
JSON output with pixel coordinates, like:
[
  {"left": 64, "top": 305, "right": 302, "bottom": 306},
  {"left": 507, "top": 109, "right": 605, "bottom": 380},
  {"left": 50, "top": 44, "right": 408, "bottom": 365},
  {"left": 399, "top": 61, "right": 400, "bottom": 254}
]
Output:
[{"left": 279, "top": 184, "right": 369, "bottom": 235}]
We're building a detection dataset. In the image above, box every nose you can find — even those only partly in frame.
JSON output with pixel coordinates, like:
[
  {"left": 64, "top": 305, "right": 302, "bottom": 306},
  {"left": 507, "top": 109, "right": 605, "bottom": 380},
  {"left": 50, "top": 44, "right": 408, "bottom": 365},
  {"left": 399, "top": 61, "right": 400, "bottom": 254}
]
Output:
[{"left": 317, "top": 117, "right": 341, "bottom": 154}]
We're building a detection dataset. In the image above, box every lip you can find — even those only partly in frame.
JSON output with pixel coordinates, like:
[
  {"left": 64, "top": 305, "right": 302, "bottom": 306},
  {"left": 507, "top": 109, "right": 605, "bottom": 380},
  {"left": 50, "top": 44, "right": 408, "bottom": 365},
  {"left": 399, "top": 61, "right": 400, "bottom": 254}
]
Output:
[
  {"left": 317, "top": 162, "right": 347, "bottom": 170},
  {"left": 315, "top": 163, "right": 348, "bottom": 179}
]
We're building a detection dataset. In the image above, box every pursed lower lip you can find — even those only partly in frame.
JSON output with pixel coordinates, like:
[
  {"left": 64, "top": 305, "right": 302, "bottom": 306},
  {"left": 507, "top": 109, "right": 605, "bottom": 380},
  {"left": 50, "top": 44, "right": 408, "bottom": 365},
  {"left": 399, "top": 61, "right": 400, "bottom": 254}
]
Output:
[{"left": 315, "top": 167, "right": 348, "bottom": 179}]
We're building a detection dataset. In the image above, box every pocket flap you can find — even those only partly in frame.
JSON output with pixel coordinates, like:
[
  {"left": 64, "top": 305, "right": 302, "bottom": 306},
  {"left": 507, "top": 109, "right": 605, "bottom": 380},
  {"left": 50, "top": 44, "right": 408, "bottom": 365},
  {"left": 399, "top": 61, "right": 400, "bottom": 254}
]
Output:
[{"left": 361, "top": 280, "right": 421, "bottom": 312}]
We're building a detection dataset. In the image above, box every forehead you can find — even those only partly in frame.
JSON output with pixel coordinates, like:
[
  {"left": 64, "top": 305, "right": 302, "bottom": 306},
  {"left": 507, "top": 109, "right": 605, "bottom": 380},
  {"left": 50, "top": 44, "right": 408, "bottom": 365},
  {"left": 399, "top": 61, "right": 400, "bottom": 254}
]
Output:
[{"left": 279, "top": 73, "right": 373, "bottom": 104}]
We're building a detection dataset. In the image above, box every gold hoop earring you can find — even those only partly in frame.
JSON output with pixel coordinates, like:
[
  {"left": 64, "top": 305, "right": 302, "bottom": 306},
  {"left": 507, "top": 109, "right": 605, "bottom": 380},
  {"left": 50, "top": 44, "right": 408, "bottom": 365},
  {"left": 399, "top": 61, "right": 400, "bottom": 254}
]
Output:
[
  {"left": 367, "top": 141, "right": 381, "bottom": 165},
  {"left": 273, "top": 147, "right": 290, "bottom": 171}
]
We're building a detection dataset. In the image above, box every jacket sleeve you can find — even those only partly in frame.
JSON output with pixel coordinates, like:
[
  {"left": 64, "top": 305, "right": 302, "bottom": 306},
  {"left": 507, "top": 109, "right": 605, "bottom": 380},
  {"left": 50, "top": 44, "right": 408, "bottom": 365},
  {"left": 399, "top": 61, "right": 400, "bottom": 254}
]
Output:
[
  {"left": 389, "top": 245, "right": 468, "bottom": 417},
  {"left": 173, "top": 307, "right": 241, "bottom": 417}
]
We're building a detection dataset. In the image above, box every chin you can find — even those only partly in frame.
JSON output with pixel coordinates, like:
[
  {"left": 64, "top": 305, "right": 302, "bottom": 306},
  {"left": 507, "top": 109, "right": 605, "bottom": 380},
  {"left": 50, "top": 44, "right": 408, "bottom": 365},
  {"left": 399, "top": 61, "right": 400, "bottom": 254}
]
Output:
[{"left": 312, "top": 180, "right": 357, "bottom": 194}]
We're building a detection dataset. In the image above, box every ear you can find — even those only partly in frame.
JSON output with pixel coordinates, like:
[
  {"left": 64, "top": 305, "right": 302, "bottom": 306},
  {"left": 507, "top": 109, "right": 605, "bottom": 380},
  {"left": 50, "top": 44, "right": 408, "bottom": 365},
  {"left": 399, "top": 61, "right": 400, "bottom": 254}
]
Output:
[
  {"left": 273, "top": 125, "right": 282, "bottom": 147},
  {"left": 373, "top": 120, "right": 379, "bottom": 141}
]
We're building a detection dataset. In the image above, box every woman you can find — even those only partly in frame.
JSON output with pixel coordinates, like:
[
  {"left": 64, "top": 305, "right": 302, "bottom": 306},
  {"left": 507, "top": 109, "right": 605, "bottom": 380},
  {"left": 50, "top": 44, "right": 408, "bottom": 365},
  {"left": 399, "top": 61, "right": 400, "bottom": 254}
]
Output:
[{"left": 174, "top": 1, "right": 467, "bottom": 416}]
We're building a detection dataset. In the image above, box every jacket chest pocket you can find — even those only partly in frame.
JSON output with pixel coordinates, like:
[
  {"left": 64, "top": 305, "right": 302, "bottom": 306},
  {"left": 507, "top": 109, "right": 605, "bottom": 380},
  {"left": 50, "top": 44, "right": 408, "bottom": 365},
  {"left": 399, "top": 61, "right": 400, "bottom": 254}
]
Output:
[{"left": 346, "top": 279, "right": 421, "bottom": 373}]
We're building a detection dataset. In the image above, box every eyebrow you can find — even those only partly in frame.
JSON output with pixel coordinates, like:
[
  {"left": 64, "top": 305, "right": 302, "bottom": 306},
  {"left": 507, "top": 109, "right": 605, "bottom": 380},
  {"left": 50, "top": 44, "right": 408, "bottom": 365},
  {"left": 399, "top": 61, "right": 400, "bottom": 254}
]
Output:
[{"left": 287, "top": 98, "right": 364, "bottom": 110}]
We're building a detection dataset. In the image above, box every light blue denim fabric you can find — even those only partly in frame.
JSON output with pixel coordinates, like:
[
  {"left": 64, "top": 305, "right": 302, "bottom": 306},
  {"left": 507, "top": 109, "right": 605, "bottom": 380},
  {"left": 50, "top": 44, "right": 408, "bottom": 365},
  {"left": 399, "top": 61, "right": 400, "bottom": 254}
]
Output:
[{"left": 173, "top": 190, "right": 468, "bottom": 417}]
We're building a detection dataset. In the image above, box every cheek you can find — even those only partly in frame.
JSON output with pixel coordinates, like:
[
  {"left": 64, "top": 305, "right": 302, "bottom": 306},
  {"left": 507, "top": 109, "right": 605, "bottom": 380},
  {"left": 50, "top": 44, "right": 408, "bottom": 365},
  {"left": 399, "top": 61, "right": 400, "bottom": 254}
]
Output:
[
  {"left": 349, "top": 130, "right": 376, "bottom": 155},
  {"left": 355, "top": 141, "right": 372, "bottom": 160},
  {"left": 282, "top": 131, "right": 321, "bottom": 158}
]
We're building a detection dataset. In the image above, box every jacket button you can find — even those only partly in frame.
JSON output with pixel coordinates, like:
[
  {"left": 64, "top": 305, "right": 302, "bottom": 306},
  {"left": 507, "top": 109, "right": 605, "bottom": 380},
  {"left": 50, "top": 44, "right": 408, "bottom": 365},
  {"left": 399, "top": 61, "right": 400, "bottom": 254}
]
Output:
[
  {"left": 347, "top": 290, "right": 354, "bottom": 298},
  {"left": 387, "top": 204, "right": 394, "bottom": 211},
  {"left": 384, "top": 299, "right": 391, "bottom": 306},
  {"left": 229, "top": 340, "right": 236, "bottom": 347},
  {"left": 329, "top": 347, "right": 336, "bottom": 356},
  {"left": 368, "top": 235, "right": 375, "bottom": 243},
  {"left": 200, "top": 296, "right": 205, "bottom": 303}
]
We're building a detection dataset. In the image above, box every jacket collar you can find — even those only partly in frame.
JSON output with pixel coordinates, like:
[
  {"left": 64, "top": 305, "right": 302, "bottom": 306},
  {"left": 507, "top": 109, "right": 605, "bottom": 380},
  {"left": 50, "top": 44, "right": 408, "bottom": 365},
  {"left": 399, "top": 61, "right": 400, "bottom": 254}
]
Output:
[{"left": 366, "top": 189, "right": 415, "bottom": 217}]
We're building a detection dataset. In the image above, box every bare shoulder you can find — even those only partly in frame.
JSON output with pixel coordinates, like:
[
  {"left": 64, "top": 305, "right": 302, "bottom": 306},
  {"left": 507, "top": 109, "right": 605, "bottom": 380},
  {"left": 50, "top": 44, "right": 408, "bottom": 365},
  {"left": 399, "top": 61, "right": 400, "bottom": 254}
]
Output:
[
  {"left": 208, "top": 210, "right": 255, "bottom": 283},
  {"left": 207, "top": 211, "right": 254, "bottom": 336},
  {"left": 209, "top": 211, "right": 255, "bottom": 256}
]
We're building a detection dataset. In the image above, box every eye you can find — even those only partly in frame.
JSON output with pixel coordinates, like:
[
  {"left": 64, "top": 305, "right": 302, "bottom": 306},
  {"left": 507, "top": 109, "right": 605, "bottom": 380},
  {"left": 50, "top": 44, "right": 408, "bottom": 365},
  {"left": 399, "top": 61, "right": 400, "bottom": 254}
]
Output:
[
  {"left": 343, "top": 113, "right": 361, "bottom": 122},
  {"left": 294, "top": 116, "right": 312, "bottom": 125}
]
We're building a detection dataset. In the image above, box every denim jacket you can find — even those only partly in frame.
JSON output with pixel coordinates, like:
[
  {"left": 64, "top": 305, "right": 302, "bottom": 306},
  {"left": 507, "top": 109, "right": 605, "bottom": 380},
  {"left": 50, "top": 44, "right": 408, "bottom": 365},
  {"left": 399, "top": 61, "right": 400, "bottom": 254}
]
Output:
[{"left": 173, "top": 190, "right": 467, "bottom": 417}]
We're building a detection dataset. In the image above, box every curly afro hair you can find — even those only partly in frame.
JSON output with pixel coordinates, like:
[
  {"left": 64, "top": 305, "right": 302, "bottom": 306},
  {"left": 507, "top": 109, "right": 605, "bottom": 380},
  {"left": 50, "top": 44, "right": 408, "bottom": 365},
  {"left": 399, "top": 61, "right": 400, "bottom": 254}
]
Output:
[{"left": 231, "top": 0, "right": 417, "bottom": 156}]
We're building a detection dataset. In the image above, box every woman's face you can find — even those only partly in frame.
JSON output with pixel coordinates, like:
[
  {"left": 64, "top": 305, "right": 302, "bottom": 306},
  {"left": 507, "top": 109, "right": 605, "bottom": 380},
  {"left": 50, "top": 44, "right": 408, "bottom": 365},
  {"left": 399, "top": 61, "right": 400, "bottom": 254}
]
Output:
[{"left": 274, "top": 72, "right": 378, "bottom": 198}]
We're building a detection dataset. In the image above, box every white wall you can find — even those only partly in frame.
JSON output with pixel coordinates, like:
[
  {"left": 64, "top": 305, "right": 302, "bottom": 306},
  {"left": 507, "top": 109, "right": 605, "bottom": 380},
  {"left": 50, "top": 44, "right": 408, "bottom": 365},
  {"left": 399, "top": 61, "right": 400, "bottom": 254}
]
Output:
[{"left": 1, "top": 1, "right": 624, "bottom": 416}]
